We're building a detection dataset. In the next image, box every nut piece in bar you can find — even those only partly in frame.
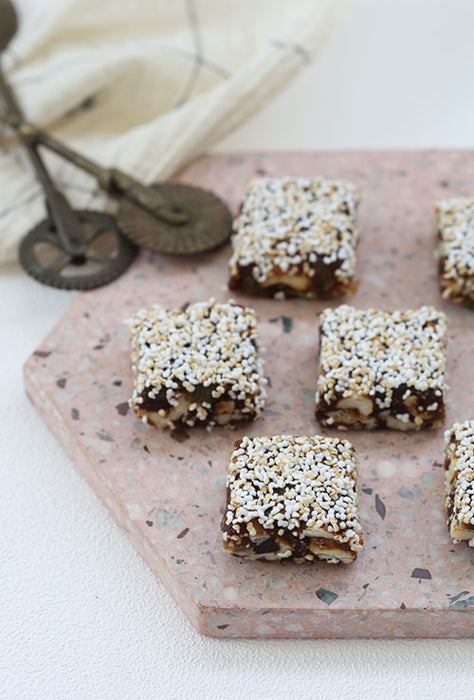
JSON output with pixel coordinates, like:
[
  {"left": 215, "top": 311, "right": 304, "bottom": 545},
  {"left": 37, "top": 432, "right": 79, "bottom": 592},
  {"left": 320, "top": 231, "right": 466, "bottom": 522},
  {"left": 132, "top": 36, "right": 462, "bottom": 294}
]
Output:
[
  {"left": 127, "top": 299, "right": 267, "bottom": 430},
  {"left": 436, "top": 198, "right": 474, "bottom": 306},
  {"left": 444, "top": 420, "right": 474, "bottom": 545},
  {"left": 315, "top": 305, "right": 448, "bottom": 431},
  {"left": 222, "top": 434, "right": 364, "bottom": 564},
  {"left": 228, "top": 177, "right": 360, "bottom": 299}
]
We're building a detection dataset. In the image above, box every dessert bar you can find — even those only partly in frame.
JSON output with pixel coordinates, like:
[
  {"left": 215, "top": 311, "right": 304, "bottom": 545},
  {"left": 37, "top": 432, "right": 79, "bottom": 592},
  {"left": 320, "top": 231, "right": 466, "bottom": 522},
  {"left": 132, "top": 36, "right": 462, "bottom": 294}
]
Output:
[
  {"left": 444, "top": 420, "right": 474, "bottom": 545},
  {"left": 228, "top": 176, "right": 360, "bottom": 298},
  {"left": 315, "top": 305, "right": 448, "bottom": 430},
  {"left": 128, "top": 299, "right": 267, "bottom": 429},
  {"left": 222, "top": 434, "right": 364, "bottom": 564},
  {"left": 436, "top": 198, "right": 474, "bottom": 306}
]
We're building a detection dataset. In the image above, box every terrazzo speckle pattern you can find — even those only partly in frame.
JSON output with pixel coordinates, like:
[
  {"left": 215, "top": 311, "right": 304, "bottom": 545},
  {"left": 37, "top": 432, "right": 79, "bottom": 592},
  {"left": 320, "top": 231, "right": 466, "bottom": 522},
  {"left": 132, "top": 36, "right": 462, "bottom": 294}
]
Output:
[{"left": 24, "top": 151, "right": 474, "bottom": 638}]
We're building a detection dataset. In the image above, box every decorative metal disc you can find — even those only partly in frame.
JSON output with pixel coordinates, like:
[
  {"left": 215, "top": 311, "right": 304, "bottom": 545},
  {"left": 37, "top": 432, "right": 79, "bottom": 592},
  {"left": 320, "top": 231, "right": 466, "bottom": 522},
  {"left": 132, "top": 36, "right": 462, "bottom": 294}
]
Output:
[
  {"left": 116, "top": 183, "right": 232, "bottom": 255},
  {"left": 19, "top": 210, "right": 137, "bottom": 290}
]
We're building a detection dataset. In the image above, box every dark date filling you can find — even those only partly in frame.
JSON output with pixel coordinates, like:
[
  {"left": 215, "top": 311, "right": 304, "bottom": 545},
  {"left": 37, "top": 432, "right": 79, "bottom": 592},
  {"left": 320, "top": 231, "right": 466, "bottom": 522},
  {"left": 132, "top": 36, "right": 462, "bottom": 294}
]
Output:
[
  {"left": 221, "top": 511, "right": 354, "bottom": 559},
  {"left": 136, "top": 380, "right": 257, "bottom": 427},
  {"left": 226, "top": 533, "right": 352, "bottom": 559},
  {"left": 229, "top": 257, "right": 351, "bottom": 299},
  {"left": 139, "top": 382, "right": 215, "bottom": 412},
  {"left": 315, "top": 383, "right": 445, "bottom": 429}
]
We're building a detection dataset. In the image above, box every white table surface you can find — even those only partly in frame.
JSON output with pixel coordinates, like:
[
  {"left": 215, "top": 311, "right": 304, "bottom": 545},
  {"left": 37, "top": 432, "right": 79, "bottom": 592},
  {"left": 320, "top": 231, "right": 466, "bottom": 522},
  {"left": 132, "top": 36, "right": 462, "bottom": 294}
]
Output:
[{"left": 2, "top": 1, "right": 474, "bottom": 698}]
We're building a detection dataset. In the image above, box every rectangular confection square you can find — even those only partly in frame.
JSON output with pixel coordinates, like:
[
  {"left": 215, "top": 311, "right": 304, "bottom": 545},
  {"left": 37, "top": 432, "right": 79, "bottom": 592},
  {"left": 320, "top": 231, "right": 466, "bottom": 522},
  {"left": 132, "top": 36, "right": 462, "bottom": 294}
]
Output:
[
  {"left": 127, "top": 299, "right": 267, "bottom": 430},
  {"left": 228, "top": 176, "right": 360, "bottom": 298},
  {"left": 221, "top": 434, "right": 364, "bottom": 564},
  {"left": 444, "top": 420, "right": 474, "bottom": 545},
  {"left": 436, "top": 198, "right": 474, "bottom": 305},
  {"left": 315, "top": 305, "right": 448, "bottom": 431}
]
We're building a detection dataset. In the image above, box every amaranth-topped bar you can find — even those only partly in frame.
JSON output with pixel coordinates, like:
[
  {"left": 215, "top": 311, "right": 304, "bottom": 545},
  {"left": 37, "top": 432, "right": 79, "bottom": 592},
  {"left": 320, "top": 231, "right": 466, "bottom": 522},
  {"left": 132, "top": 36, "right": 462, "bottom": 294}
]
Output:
[
  {"left": 444, "top": 420, "right": 474, "bottom": 545},
  {"left": 222, "top": 434, "right": 364, "bottom": 564},
  {"left": 127, "top": 299, "right": 267, "bottom": 430},
  {"left": 315, "top": 305, "right": 448, "bottom": 431},
  {"left": 436, "top": 197, "right": 474, "bottom": 306},
  {"left": 228, "top": 176, "right": 360, "bottom": 298}
]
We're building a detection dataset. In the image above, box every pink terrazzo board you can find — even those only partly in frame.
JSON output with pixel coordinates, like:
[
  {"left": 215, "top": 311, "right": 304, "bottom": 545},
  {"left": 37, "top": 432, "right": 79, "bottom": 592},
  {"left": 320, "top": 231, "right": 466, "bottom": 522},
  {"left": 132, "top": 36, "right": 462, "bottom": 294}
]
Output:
[{"left": 24, "top": 151, "right": 474, "bottom": 638}]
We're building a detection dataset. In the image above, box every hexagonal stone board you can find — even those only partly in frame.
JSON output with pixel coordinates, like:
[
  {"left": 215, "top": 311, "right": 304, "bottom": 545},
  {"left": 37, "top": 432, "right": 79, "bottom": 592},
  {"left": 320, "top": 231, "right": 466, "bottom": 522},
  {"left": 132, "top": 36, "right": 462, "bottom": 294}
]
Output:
[{"left": 24, "top": 151, "right": 474, "bottom": 637}]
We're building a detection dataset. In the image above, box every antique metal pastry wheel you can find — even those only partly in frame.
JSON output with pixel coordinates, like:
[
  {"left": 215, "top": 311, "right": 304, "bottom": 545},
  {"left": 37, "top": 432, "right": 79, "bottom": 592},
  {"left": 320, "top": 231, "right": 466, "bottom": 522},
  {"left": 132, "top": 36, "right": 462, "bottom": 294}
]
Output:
[
  {"left": 116, "top": 183, "right": 232, "bottom": 256},
  {"left": 0, "top": 0, "right": 232, "bottom": 289},
  {"left": 0, "top": 103, "right": 232, "bottom": 289},
  {"left": 18, "top": 211, "right": 137, "bottom": 291}
]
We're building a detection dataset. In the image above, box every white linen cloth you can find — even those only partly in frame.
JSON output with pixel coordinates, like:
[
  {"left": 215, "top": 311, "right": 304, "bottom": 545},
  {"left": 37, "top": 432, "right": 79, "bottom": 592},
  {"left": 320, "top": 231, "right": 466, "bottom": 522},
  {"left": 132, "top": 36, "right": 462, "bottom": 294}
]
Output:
[{"left": 0, "top": 0, "right": 350, "bottom": 263}]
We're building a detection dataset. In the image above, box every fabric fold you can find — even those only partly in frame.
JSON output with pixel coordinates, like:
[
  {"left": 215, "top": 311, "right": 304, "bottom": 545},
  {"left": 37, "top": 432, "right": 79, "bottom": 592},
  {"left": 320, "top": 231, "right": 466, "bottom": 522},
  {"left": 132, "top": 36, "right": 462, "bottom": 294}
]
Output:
[{"left": 0, "top": 0, "right": 351, "bottom": 263}]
